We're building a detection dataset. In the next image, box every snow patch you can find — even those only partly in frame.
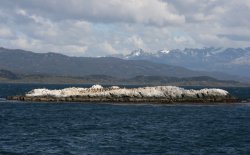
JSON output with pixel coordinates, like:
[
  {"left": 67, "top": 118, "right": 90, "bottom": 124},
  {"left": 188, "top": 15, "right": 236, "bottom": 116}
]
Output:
[
  {"left": 159, "top": 49, "right": 170, "bottom": 54},
  {"left": 134, "top": 51, "right": 141, "bottom": 56}
]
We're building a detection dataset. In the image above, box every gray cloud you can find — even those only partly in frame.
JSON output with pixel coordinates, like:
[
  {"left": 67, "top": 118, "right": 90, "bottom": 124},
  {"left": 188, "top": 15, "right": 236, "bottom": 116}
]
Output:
[
  {"left": 0, "top": 0, "right": 249, "bottom": 56},
  {"left": 218, "top": 34, "right": 250, "bottom": 41},
  {"left": 1, "top": 0, "right": 185, "bottom": 26}
]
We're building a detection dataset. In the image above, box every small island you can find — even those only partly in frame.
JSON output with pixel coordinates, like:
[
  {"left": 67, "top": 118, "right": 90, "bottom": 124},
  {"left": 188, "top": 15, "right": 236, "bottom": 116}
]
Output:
[{"left": 7, "top": 85, "right": 238, "bottom": 103}]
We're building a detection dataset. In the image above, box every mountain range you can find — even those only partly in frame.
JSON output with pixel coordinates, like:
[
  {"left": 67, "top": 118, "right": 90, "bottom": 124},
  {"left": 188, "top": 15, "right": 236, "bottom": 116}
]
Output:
[
  {"left": 114, "top": 47, "right": 250, "bottom": 78},
  {"left": 0, "top": 47, "right": 249, "bottom": 84},
  {"left": 0, "top": 47, "right": 209, "bottom": 78}
]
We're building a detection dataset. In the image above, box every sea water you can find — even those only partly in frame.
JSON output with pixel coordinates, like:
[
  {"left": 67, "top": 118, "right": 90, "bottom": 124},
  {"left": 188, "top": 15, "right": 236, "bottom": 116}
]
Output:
[{"left": 0, "top": 84, "right": 250, "bottom": 154}]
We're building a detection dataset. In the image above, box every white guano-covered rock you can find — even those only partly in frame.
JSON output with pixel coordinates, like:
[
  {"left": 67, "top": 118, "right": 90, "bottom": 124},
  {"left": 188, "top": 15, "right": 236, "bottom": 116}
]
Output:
[{"left": 26, "top": 85, "right": 229, "bottom": 100}]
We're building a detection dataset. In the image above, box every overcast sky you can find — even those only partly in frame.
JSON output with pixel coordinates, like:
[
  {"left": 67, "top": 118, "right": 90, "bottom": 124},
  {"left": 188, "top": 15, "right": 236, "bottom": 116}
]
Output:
[{"left": 0, "top": 0, "right": 250, "bottom": 56}]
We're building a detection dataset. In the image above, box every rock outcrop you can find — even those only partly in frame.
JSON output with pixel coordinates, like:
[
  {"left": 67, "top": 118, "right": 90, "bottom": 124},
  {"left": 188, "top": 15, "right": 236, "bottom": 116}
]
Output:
[{"left": 7, "top": 85, "right": 238, "bottom": 103}]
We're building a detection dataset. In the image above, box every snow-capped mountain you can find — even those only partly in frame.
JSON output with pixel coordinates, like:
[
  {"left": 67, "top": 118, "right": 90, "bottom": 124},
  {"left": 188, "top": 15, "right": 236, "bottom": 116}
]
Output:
[
  {"left": 124, "top": 49, "right": 151, "bottom": 58},
  {"left": 118, "top": 47, "right": 250, "bottom": 77},
  {"left": 0, "top": 47, "right": 248, "bottom": 83}
]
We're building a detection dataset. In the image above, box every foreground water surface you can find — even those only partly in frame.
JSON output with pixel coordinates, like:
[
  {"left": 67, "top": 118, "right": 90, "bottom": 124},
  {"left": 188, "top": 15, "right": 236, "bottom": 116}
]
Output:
[{"left": 0, "top": 84, "right": 250, "bottom": 154}]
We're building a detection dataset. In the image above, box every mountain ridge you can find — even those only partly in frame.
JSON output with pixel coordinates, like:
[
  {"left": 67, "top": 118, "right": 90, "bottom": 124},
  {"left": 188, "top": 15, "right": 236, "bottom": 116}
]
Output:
[
  {"left": 114, "top": 47, "right": 250, "bottom": 78},
  {"left": 0, "top": 47, "right": 203, "bottom": 78},
  {"left": 0, "top": 47, "right": 248, "bottom": 83}
]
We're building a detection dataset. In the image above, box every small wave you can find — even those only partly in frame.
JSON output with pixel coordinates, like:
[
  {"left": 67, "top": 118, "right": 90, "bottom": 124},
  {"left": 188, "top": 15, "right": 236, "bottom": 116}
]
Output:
[
  {"left": 0, "top": 98, "right": 7, "bottom": 102},
  {"left": 241, "top": 99, "right": 250, "bottom": 103}
]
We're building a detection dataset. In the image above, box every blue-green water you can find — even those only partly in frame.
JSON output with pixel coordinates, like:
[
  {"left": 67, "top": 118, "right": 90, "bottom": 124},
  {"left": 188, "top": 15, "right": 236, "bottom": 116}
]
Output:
[{"left": 0, "top": 84, "right": 250, "bottom": 154}]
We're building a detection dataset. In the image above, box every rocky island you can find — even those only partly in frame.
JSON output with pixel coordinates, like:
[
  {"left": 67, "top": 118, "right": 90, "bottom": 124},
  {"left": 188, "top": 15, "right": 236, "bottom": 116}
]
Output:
[{"left": 7, "top": 85, "right": 238, "bottom": 103}]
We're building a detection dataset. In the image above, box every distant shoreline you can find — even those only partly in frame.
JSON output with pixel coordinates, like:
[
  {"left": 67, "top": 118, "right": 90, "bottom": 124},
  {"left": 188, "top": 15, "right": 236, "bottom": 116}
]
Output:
[
  {"left": 0, "top": 82, "right": 250, "bottom": 88},
  {"left": 1, "top": 69, "right": 249, "bottom": 87}
]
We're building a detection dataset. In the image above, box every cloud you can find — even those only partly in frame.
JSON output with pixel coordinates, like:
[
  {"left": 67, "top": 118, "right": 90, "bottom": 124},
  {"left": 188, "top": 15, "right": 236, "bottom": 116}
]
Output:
[
  {"left": 217, "top": 34, "right": 250, "bottom": 41},
  {"left": 0, "top": 27, "right": 13, "bottom": 38},
  {"left": 0, "top": 0, "right": 249, "bottom": 56},
  {"left": 7, "top": 0, "right": 185, "bottom": 26},
  {"left": 127, "top": 35, "right": 146, "bottom": 49},
  {"left": 100, "top": 41, "right": 117, "bottom": 55}
]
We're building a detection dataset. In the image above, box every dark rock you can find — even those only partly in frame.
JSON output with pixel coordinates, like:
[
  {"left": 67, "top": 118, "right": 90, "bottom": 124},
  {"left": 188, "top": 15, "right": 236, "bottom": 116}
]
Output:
[{"left": 6, "top": 95, "right": 240, "bottom": 104}]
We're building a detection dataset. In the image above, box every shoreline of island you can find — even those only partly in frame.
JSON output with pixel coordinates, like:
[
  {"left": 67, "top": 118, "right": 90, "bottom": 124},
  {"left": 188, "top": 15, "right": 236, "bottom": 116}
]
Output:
[
  {"left": 6, "top": 85, "right": 240, "bottom": 104},
  {"left": 7, "top": 96, "right": 239, "bottom": 104}
]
